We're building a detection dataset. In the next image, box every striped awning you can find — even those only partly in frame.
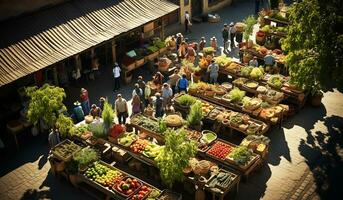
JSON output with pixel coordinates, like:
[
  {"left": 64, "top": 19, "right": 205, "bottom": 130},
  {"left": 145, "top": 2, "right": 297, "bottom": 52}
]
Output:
[{"left": 0, "top": 0, "right": 179, "bottom": 87}]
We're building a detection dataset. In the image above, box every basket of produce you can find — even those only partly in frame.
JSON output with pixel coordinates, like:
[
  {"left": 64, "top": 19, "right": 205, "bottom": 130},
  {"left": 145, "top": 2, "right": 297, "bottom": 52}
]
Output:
[
  {"left": 207, "top": 170, "right": 235, "bottom": 190},
  {"left": 113, "top": 177, "right": 142, "bottom": 198},
  {"left": 226, "top": 146, "right": 258, "bottom": 170},
  {"left": 225, "top": 62, "right": 242, "bottom": 73},
  {"left": 164, "top": 113, "right": 184, "bottom": 127},
  {"left": 221, "top": 82, "right": 233, "bottom": 91},
  {"left": 145, "top": 188, "right": 162, "bottom": 199},
  {"left": 246, "top": 122, "right": 262, "bottom": 135},
  {"left": 242, "top": 97, "right": 262, "bottom": 111},
  {"left": 232, "top": 77, "right": 247, "bottom": 86},
  {"left": 186, "top": 129, "right": 202, "bottom": 141},
  {"left": 256, "top": 85, "right": 268, "bottom": 94},
  {"left": 130, "top": 185, "right": 155, "bottom": 200},
  {"left": 188, "top": 158, "right": 212, "bottom": 175},
  {"left": 51, "top": 139, "right": 82, "bottom": 162},
  {"left": 117, "top": 132, "right": 138, "bottom": 147},
  {"left": 200, "top": 130, "right": 217, "bottom": 145},
  {"left": 229, "top": 113, "right": 243, "bottom": 127},
  {"left": 241, "top": 135, "right": 270, "bottom": 157},
  {"left": 207, "top": 107, "right": 225, "bottom": 121},
  {"left": 84, "top": 161, "right": 124, "bottom": 188},
  {"left": 267, "top": 75, "right": 284, "bottom": 89},
  {"left": 206, "top": 141, "right": 233, "bottom": 160},
  {"left": 212, "top": 85, "right": 226, "bottom": 96},
  {"left": 201, "top": 102, "right": 215, "bottom": 117},
  {"left": 227, "top": 87, "right": 246, "bottom": 103},
  {"left": 85, "top": 115, "right": 94, "bottom": 124},
  {"left": 245, "top": 81, "right": 259, "bottom": 89},
  {"left": 174, "top": 94, "right": 197, "bottom": 109}
]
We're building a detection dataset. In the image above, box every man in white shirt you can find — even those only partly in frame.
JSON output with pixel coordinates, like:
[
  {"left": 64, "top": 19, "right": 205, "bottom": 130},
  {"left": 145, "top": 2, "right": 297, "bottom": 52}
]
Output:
[{"left": 113, "top": 62, "right": 121, "bottom": 91}]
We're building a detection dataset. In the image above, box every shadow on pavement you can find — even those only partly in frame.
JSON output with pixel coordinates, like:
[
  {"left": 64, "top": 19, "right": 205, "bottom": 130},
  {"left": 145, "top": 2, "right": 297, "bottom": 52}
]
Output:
[
  {"left": 299, "top": 115, "right": 343, "bottom": 199},
  {"left": 267, "top": 128, "right": 291, "bottom": 166}
]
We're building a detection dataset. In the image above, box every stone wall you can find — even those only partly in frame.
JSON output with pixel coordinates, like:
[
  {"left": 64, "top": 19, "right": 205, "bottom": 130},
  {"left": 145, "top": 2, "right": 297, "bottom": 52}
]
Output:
[
  {"left": 202, "top": 0, "right": 232, "bottom": 14},
  {"left": 179, "top": 0, "right": 192, "bottom": 24}
]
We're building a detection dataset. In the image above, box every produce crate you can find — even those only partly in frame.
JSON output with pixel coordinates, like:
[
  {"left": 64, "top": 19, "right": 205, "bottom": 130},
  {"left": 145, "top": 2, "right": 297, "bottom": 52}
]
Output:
[
  {"left": 51, "top": 139, "right": 82, "bottom": 162},
  {"left": 147, "top": 51, "right": 159, "bottom": 61}
]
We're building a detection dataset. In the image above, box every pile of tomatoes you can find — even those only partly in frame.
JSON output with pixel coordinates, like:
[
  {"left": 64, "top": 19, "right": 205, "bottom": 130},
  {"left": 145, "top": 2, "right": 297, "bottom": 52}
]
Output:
[
  {"left": 130, "top": 185, "right": 151, "bottom": 200},
  {"left": 130, "top": 139, "right": 149, "bottom": 153},
  {"left": 113, "top": 178, "right": 141, "bottom": 196},
  {"left": 207, "top": 141, "right": 232, "bottom": 159}
]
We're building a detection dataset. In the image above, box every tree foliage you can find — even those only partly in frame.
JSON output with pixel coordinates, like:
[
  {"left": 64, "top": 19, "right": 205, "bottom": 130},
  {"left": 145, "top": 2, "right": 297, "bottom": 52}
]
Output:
[
  {"left": 281, "top": 0, "right": 343, "bottom": 91},
  {"left": 101, "top": 101, "right": 114, "bottom": 134},
  {"left": 243, "top": 15, "right": 257, "bottom": 42},
  {"left": 55, "top": 114, "right": 74, "bottom": 138},
  {"left": 26, "top": 84, "right": 67, "bottom": 127},
  {"left": 155, "top": 129, "right": 197, "bottom": 188}
]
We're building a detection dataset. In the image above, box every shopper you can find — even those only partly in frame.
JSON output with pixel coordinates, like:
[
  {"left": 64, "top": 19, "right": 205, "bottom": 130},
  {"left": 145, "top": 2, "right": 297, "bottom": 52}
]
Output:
[
  {"left": 153, "top": 71, "right": 164, "bottom": 86},
  {"left": 222, "top": 24, "right": 229, "bottom": 52},
  {"left": 264, "top": 51, "right": 276, "bottom": 73},
  {"left": 80, "top": 88, "right": 90, "bottom": 115},
  {"left": 207, "top": 60, "right": 219, "bottom": 84},
  {"left": 132, "top": 83, "right": 143, "bottom": 99},
  {"left": 131, "top": 94, "right": 141, "bottom": 115},
  {"left": 186, "top": 45, "right": 197, "bottom": 63},
  {"left": 249, "top": 56, "right": 259, "bottom": 67},
  {"left": 176, "top": 33, "right": 183, "bottom": 50},
  {"left": 162, "top": 83, "right": 173, "bottom": 111},
  {"left": 113, "top": 62, "right": 121, "bottom": 91},
  {"left": 178, "top": 74, "right": 189, "bottom": 93},
  {"left": 48, "top": 126, "right": 61, "bottom": 148},
  {"left": 137, "top": 76, "right": 146, "bottom": 94},
  {"left": 73, "top": 101, "right": 84, "bottom": 123},
  {"left": 144, "top": 84, "right": 152, "bottom": 107},
  {"left": 154, "top": 93, "right": 164, "bottom": 118},
  {"left": 210, "top": 37, "right": 217, "bottom": 50},
  {"left": 178, "top": 41, "right": 188, "bottom": 59},
  {"left": 184, "top": 11, "right": 192, "bottom": 33},
  {"left": 168, "top": 69, "right": 181, "bottom": 94},
  {"left": 89, "top": 104, "right": 101, "bottom": 118},
  {"left": 115, "top": 94, "right": 128, "bottom": 124},
  {"left": 99, "top": 97, "right": 106, "bottom": 111},
  {"left": 199, "top": 37, "right": 206, "bottom": 52},
  {"left": 229, "top": 22, "right": 237, "bottom": 48}
]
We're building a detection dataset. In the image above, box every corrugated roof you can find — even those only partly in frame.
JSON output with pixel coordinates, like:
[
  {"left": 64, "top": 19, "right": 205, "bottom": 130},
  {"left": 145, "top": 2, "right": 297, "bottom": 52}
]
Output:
[{"left": 0, "top": 0, "right": 179, "bottom": 87}]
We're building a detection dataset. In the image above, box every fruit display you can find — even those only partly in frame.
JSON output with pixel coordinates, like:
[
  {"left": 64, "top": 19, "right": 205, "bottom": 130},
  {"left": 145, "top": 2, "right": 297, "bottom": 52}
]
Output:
[
  {"left": 130, "top": 185, "right": 152, "bottom": 200},
  {"left": 208, "top": 171, "right": 234, "bottom": 189},
  {"left": 214, "top": 55, "right": 232, "bottom": 68},
  {"left": 113, "top": 177, "right": 142, "bottom": 197},
  {"left": 130, "top": 139, "right": 149, "bottom": 153},
  {"left": 225, "top": 62, "right": 242, "bottom": 72},
  {"left": 250, "top": 67, "right": 264, "bottom": 80},
  {"left": 201, "top": 101, "right": 215, "bottom": 116},
  {"left": 207, "top": 141, "right": 233, "bottom": 160},
  {"left": 240, "top": 66, "right": 254, "bottom": 77},
  {"left": 200, "top": 130, "right": 217, "bottom": 144},
  {"left": 118, "top": 132, "right": 138, "bottom": 147},
  {"left": 84, "top": 162, "right": 123, "bottom": 187},
  {"left": 52, "top": 140, "right": 82, "bottom": 161},
  {"left": 227, "top": 146, "right": 253, "bottom": 166},
  {"left": 142, "top": 143, "right": 164, "bottom": 158},
  {"left": 146, "top": 189, "right": 161, "bottom": 199}
]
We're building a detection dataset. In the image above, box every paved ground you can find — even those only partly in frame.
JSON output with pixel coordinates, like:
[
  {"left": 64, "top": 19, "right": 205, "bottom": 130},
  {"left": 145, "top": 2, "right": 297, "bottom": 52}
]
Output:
[{"left": 1, "top": 0, "right": 343, "bottom": 200}]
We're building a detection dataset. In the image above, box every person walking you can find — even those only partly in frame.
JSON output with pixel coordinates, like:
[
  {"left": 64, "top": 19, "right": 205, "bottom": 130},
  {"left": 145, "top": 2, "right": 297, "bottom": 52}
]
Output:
[
  {"left": 207, "top": 60, "right": 219, "bottom": 84},
  {"left": 161, "top": 83, "right": 173, "bottom": 111},
  {"left": 115, "top": 94, "right": 128, "bottom": 124},
  {"left": 184, "top": 11, "right": 191, "bottom": 33},
  {"left": 229, "top": 22, "right": 237, "bottom": 48},
  {"left": 131, "top": 94, "right": 141, "bottom": 115},
  {"left": 154, "top": 93, "right": 164, "bottom": 118},
  {"left": 80, "top": 88, "right": 90, "bottom": 115},
  {"left": 144, "top": 84, "right": 152, "bottom": 107},
  {"left": 113, "top": 62, "right": 121, "bottom": 91},
  {"left": 178, "top": 74, "right": 189, "bottom": 93},
  {"left": 222, "top": 24, "right": 229, "bottom": 52},
  {"left": 168, "top": 69, "right": 181, "bottom": 94}
]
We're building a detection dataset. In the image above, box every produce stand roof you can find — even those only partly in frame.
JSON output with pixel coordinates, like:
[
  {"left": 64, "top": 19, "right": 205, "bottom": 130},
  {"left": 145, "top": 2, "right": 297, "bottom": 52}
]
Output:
[{"left": 0, "top": 0, "right": 179, "bottom": 87}]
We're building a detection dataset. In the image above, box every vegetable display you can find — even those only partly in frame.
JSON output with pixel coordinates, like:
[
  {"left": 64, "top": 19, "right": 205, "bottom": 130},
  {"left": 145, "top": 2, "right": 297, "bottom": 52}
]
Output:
[
  {"left": 130, "top": 185, "right": 152, "bottom": 200},
  {"left": 118, "top": 132, "right": 138, "bottom": 147},
  {"left": 250, "top": 67, "right": 264, "bottom": 79},
  {"left": 200, "top": 130, "right": 217, "bottom": 144},
  {"left": 52, "top": 140, "right": 82, "bottom": 161},
  {"left": 207, "top": 141, "right": 233, "bottom": 160},
  {"left": 267, "top": 75, "right": 284, "bottom": 89},
  {"left": 227, "top": 146, "right": 253, "bottom": 165},
  {"left": 227, "top": 88, "right": 246, "bottom": 102},
  {"left": 130, "top": 139, "right": 149, "bottom": 153},
  {"left": 114, "top": 177, "right": 142, "bottom": 197},
  {"left": 73, "top": 148, "right": 98, "bottom": 169},
  {"left": 208, "top": 171, "right": 234, "bottom": 189},
  {"left": 177, "top": 94, "right": 197, "bottom": 107},
  {"left": 84, "top": 162, "right": 123, "bottom": 187}
]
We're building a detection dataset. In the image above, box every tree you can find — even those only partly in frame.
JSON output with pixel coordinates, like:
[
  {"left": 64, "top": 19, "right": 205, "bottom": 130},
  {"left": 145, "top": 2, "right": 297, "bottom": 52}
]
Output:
[
  {"left": 26, "top": 84, "right": 67, "bottom": 128},
  {"left": 155, "top": 129, "right": 197, "bottom": 188},
  {"left": 101, "top": 101, "right": 114, "bottom": 134},
  {"left": 281, "top": 0, "right": 343, "bottom": 92}
]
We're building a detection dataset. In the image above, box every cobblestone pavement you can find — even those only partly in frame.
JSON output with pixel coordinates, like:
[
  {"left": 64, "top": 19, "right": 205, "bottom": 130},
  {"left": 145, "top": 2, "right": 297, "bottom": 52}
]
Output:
[{"left": 1, "top": 1, "right": 343, "bottom": 200}]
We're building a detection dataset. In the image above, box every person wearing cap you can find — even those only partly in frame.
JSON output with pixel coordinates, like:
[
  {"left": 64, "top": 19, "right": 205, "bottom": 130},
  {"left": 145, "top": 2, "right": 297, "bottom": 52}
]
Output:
[
  {"left": 89, "top": 104, "right": 101, "bottom": 118},
  {"left": 176, "top": 33, "right": 183, "bottom": 50},
  {"left": 73, "top": 101, "right": 84, "bottom": 123},
  {"left": 99, "top": 97, "right": 106, "bottom": 111},
  {"left": 168, "top": 69, "right": 181, "bottom": 94},
  {"left": 229, "top": 22, "right": 237, "bottom": 48},
  {"left": 207, "top": 60, "right": 219, "bottom": 84},
  {"left": 222, "top": 24, "right": 229, "bottom": 51},
  {"left": 154, "top": 93, "right": 164, "bottom": 118},
  {"left": 210, "top": 37, "right": 217, "bottom": 50},
  {"left": 199, "top": 37, "right": 206, "bottom": 51},
  {"left": 137, "top": 76, "right": 146, "bottom": 94},
  {"left": 162, "top": 83, "right": 173, "bottom": 111},
  {"left": 153, "top": 71, "right": 164, "bottom": 86},
  {"left": 249, "top": 56, "right": 259, "bottom": 67},
  {"left": 115, "top": 94, "right": 128, "bottom": 124},
  {"left": 178, "top": 74, "right": 189, "bottom": 93},
  {"left": 113, "top": 62, "right": 121, "bottom": 91},
  {"left": 80, "top": 88, "right": 90, "bottom": 115}
]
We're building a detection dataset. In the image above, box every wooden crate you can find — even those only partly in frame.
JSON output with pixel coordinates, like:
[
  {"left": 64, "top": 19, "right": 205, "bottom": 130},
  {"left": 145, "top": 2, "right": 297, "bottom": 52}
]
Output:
[{"left": 135, "top": 58, "right": 145, "bottom": 66}]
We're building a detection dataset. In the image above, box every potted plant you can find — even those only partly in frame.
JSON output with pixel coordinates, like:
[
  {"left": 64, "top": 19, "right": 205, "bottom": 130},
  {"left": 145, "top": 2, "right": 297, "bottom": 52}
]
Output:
[
  {"left": 243, "top": 15, "right": 257, "bottom": 49},
  {"left": 65, "top": 159, "right": 80, "bottom": 187},
  {"left": 187, "top": 101, "right": 203, "bottom": 131},
  {"left": 155, "top": 129, "right": 197, "bottom": 188}
]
